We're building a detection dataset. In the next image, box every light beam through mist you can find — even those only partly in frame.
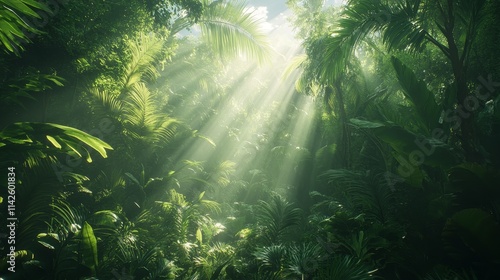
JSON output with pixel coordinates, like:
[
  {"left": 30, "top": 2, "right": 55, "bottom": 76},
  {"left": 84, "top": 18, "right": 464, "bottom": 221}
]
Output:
[{"left": 166, "top": 9, "right": 317, "bottom": 201}]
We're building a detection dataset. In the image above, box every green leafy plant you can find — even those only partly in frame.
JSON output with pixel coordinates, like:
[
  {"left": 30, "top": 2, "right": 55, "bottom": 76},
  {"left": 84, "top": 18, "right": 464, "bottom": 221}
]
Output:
[
  {"left": 256, "top": 194, "right": 302, "bottom": 244},
  {"left": 315, "top": 255, "right": 375, "bottom": 280},
  {"left": 0, "top": 0, "right": 50, "bottom": 54}
]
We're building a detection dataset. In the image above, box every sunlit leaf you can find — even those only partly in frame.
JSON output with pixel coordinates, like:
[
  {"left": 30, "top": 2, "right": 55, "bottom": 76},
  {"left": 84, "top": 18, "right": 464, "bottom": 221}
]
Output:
[{"left": 81, "top": 221, "right": 98, "bottom": 273}]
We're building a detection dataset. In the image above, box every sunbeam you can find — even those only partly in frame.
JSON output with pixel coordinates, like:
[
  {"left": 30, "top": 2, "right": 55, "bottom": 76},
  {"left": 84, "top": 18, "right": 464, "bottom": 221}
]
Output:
[{"left": 165, "top": 9, "right": 316, "bottom": 200}]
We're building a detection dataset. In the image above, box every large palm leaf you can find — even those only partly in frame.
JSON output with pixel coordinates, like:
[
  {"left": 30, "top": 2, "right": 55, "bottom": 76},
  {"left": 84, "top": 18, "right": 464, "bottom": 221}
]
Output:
[
  {"left": 0, "top": 0, "right": 49, "bottom": 54},
  {"left": 172, "top": 0, "right": 271, "bottom": 63},
  {"left": 0, "top": 122, "right": 113, "bottom": 166},
  {"left": 321, "top": 169, "right": 394, "bottom": 223},
  {"left": 257, "top": 194, "right": 302, "bottom": 244},
  {"left": 122, "top": 33, "right": 164, "bottom": 91}
]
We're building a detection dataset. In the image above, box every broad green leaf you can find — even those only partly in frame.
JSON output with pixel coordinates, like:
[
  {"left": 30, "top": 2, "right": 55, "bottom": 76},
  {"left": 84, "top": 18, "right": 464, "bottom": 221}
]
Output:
[
  {"left": 350, "top": 118, "right": 385, "bottom": 129},
  {"left": 391, "top": 57, "right": 441, "bottom": 133},
  {"left": 46, "top": 135, "right": 61, "bottom": 149},
  {"left": 90, "top": 210, "right": 122, "bottom": 228},
  {"left": 125, "top": 172, "right": 141, "bottom": 186},
  {"left": 351, "top": 119, "right": 459, "bottom": 168},
  {"left": 2, "top": 0, "right": 47, "bottom": 18},
  {"left": 0, "top": 0, "right": 49, "bottom": 54},
  {"left": 37, "top": 233, "right": 60, "bottom": 250},
  {"left": 81, "top": 221, "right": 98, "bottom": 273},
  {"left": 444, "top": 208, "right": 500, "bottom": 262},
  {"left": 47, "top": 123, "right": 113, "bottom": 158},
  {"left": 198, "top": 191, "right": 206, "bottom": 201}
]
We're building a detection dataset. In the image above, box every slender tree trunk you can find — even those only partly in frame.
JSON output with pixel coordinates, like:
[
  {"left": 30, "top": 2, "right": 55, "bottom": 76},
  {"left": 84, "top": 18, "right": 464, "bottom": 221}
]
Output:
[
  {"left": 326, "top": 83, "right": 351, "bottom": 168},
  {"left": 442, "top": 1, "right": 482, "bottom": 162}
]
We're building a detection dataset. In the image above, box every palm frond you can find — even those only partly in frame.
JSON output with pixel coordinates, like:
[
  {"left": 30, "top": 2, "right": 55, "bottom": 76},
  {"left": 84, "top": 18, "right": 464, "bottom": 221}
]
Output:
[
  {"left": 385, "top": 5, "right": 426, "bottom": 52},
  {"left": 257, "top": 194, "right": 302, "bottom": 244},
  {"left": 87, "top": 87, "right": 123, "bottom": 118},
  {"left": 287, "top": 242, "right": 322, "bottom": 277},
  {"left": 316, "top": 255, "right": 374, "bottom": 280},
  {"left": 198, "top": 0, "right": 271, "bottom": 63},
  {"left": 122, "top": 33, "right": 164, "bottom": 90},
  {"left": 49, "top": 197, "right": 87, "bottom": 237},
  {"left": 154, "top": 118, "right": 182, "bottom": 146},
  {"left": 123, "top": 83, "right": 159, "bottom": 132},
  {"left": 321, "top": 169, "right": 394, "bottom": 223},
  {"left": 309, "top": 0, "right": 385, "bottom": 83},
  {"left": 0, "top": 0, "right": 50, "bottom": 54},
  {"left": 254, "top": 244, "right": 287, "bottom": 272}
]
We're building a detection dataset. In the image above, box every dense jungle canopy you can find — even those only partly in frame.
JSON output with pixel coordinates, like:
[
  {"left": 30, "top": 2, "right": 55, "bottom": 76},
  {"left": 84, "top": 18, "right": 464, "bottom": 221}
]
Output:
[{"left": 1, "top": 0, "right": 500, "bottom": 279}]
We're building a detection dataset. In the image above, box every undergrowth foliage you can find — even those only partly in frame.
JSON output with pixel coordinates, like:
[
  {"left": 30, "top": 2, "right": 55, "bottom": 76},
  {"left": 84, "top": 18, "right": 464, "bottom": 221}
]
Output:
[{"left": 1, "top": 0, "right": 500, "bottom": 279}]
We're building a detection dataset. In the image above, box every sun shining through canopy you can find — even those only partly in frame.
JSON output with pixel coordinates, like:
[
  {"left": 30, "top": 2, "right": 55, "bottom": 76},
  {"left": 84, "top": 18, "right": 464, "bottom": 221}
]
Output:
[{"left": 164, "top": 6, "right": 318, "bottom": 201}]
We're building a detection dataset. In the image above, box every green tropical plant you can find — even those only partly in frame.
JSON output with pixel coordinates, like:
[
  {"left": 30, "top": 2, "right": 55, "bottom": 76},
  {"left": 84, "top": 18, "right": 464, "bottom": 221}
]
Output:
[
  {"left": 254, "top": 244, "right": 288, "bottom": 274},
  {"left": 314, "top": 255, "right": 375, "bottom": 280},
  {"left": 0, "top": 122, "right": 113, "bottom": 169},
  {"left": 321, "top": 169, "right": 394, "bottom": 223},
  {"left": 305, "top": 0, "right": 488, "bottom": 162},
  {"left": 171, "top": 0, "right": 271, "bottom": 62},
  {"left": 287, "top": 242, "right": 322, "bottom": 279},
  {"left": 390, "top": 56, "right": 441, "bottom": 134},
  {"left": 0, "top": 0, "right": 49, "bottom": 54},
  {"left": 155, "top": 189, "right": 220, "bottom": 247},
  {"left": 0, "top": 69, "right": 64, "bottom": 107},
  {"left": 442, "top": 208, "right": 500, "bottom": 264},
  {"left": 193, "top": 242, "right": 234, "bottom": 279},
  {"left": 86, "top": 32, "right": 197, "bottom": 174},
  {"left": 256, "top": 194, "right": 302, "bottom": 244}
]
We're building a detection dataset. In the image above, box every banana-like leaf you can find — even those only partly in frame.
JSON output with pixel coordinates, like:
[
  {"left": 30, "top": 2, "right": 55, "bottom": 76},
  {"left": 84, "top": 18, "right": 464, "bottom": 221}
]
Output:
[
  {"left": 391, "top": 57, "right": 441, "bottom": 132},
  {"left": 443, "top": 208, "right": 500, "bottom": 262},
  {"left": 81, "top": 221, "right": 98, "bottom": 273},
  {"left": 49, "top": 123, "right": 112, "bottom": 158},
  {"left": 350, "top": 118, "right": 459, "bottom": 168},
  {"left": 0, "top": 122, "right": 113, "bottom": 163}
]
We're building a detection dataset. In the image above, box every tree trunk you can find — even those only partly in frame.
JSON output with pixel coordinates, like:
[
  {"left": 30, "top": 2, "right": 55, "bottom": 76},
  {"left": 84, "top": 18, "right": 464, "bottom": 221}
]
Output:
[
  {"left": 442, "top": 1, "right": 482, "bottom": 162},
  {"left": 326, "top": 83, "right": 351, "bottom": 168}
]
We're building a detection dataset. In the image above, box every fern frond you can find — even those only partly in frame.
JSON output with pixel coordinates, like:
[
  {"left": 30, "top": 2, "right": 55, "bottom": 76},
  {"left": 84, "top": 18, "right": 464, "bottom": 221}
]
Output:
[
  {"left": 122, "top": 33, "right": 164, "bottom": 90},
  {"left": 321, "top": 169, "right": 394, "bottom": 223},
  {"left": 87, "top": 87, "right": 123, "bottom": 117}
]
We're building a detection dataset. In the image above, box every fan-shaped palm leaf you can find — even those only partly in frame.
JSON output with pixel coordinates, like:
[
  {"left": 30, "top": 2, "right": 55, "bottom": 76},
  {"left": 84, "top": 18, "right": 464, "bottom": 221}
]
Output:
[
  {"left": 257, "top": 194, "right": 302, "bottom": 244},
  {"left": 287, "top": 242, "right": 322, "bottom": 277},
  {"left": 254, "top": 244, "right": 287, "bottom": 273}
]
